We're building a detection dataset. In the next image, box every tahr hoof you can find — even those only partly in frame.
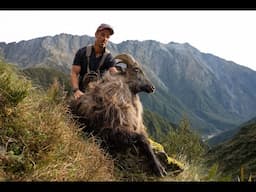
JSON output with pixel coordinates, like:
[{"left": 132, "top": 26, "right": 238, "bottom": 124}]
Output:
[{"left": 154, "top": 164, "right": 167, "bottom": 177}]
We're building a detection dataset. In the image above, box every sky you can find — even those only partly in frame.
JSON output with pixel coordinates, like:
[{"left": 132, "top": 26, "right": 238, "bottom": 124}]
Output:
[{"left": 1, "top": 10, "right": 256, "bottom": 71}]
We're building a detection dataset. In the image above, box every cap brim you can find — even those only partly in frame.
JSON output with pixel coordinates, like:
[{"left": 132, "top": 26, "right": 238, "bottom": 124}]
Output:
[{"left": 97, "top": 27, "right": 114, "bottom": 35}]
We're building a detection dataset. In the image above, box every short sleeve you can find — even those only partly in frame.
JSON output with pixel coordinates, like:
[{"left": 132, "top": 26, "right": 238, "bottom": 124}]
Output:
[
  {"left": 104, "top": 53, "right": 117, "bottom": 69},
  {"left": 73, "top": 48, "right": 83, "bottom": 66}
]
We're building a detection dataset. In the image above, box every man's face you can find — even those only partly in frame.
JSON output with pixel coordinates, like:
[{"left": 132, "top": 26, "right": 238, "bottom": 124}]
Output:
[{"left": 95, "top": 29, "right": 111, "bottom": 48}]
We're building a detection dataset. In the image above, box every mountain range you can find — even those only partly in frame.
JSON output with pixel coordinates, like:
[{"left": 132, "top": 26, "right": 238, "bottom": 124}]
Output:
[{"left": 1, "top": 33, "right": 256, "bottom": 139}]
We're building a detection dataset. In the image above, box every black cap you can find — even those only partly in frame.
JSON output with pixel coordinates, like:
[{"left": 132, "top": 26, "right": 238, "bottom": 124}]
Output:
[{"left": 96, "top": 23, "right": 114, "bottom": 35}]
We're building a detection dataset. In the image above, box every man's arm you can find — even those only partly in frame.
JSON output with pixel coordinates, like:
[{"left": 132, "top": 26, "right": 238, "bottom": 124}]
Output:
[{"left": 71, "top": 65, "right": 84, "bottom": 99}]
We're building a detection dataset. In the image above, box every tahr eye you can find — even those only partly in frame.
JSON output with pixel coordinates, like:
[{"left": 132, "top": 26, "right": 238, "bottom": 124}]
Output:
[{"left": 133, "top": 68, "right": 140, "bottom": 73}]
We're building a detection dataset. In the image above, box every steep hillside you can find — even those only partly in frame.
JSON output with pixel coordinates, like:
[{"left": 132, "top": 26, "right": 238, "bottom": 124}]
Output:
[
  {"left": 206, "top": 127, "right": 240, "bottom": 147},
  {"left": 206, "top": 117, "right": 256, "bottom": 180},
  {"left": 0, "top": 59, "right": 115, "bottom": 181},
  {"left": 22, "top": 66, "right": 71, "bottom": 92},
  {"left": 143, "top": 108, "right": 177, "bottom": 140},
  {"left": 207, "top": 117, "right": 256, "bottom": 147}
]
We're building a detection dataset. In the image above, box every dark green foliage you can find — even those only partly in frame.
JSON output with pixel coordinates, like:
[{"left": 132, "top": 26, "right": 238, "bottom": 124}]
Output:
[
  {"left": 207, "top": 116, "right": 256, "bottom": 147},
  {"left": 143, "top": 108, "right": 177, "bottom": 140},
  {"left": 205, "top": 117, "right": 256, "bottom": 180},
  {"left": 160, "top": 117, "right": 208, "bottom": 164},
  {"left": 0, "top": 60, "right": 33, "bottom": 176},
  {"left": 206, "top": 127, "right": 240, "bottom": 147},
  {"left": 202, "top": 163, "right": 232, "bottom": 181},
  {"left": 0, "top": 59, "right": 31, "bottom": 108},
  {"left": 0, "top": 60, "right": 65, "bottom": 178},
  {"left": 22, "top": 66, "right": 71, "bottom": 94},
  {"left": 140, "top": 87, "right": 188, "bottom": 132}
]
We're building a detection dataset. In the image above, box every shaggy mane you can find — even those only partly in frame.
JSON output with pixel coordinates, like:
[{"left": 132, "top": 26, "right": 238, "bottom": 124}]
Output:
[{"left": 76, "top": 71, "right": 147, "bottom": 136}]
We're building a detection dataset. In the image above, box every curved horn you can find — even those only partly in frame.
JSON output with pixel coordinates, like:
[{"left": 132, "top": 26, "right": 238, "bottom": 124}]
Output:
[{"left": 114, "top": 53, "right": 137, "bottom": 67}]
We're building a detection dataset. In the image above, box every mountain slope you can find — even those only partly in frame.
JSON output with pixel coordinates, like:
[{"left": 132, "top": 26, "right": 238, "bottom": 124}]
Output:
[
  {"left": 206, "top": 117, "right": 256, "bottom": 179},
  {"left": 1, "top": 34, "right": 256, "bottom": 138},
  {"left": 22, "top": 66, "right": 71, "bottom": 92},
  {"left": 207, "top": 117, "right": 256, "bottom": 146},
  {"left": 115, "top": 40, "right": 256, "bottom": 135}
]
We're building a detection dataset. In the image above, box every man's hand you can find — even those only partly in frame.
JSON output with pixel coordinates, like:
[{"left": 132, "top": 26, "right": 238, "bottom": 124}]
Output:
[
  {"left": 109, "top": 66, "right": 118, "bottom": 74},
  {"left": 74, "top": 89, "right": 84, "bottom": 99}
]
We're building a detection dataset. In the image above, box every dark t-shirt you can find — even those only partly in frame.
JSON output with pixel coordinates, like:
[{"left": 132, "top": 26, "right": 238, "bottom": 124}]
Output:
[{"left": 72, "top": 46, "right": 116, "bottom": 90}]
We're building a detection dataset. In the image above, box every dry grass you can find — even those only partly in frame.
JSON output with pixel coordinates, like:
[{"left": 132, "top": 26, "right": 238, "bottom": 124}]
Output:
[
  {"left": 32, "top": 93, "right": 114, "bottom": 181},
  {"left": 0, "top": 69, "right": 116, "bottom": 181},
  {"left": 22, "top": 100, "right": 115, "bottom": 181}
]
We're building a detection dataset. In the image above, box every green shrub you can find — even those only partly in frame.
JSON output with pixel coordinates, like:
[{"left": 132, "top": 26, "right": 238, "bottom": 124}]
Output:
[
  {"left": 0, "top": 60, "right": 31, "bottom": 108},
  {"left": 160, "top": 117, "right": 207, "bottom": 164}
]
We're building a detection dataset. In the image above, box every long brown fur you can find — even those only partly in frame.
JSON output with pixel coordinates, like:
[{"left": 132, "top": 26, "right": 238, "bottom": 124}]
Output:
[
  {"left": 76, "top": 71, "right": 147, "bottom": 136},
  {"left": 69, "top": 53, "right": 166, "bottom": 177}
]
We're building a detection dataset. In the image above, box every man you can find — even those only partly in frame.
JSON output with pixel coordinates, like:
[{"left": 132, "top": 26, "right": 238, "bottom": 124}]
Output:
[{"left": 71, "top": 23, "right": 118, "bottom": 99}]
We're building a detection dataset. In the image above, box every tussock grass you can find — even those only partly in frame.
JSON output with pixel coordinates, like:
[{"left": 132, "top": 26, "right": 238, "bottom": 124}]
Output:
[
  {"left": 19, "top": 92, "right": 115, "bottom": 181},
  {"left": 0, "top": 60, "right": 115, "bottom": 181}
]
